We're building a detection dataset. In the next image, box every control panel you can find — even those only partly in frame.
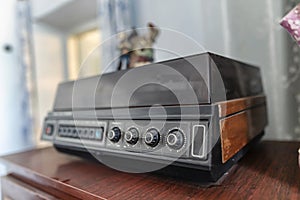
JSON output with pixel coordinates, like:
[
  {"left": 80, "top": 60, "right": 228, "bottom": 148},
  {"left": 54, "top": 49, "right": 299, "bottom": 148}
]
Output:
[{"left": 42, "top": 119, "right": 208, "bottom": 161}]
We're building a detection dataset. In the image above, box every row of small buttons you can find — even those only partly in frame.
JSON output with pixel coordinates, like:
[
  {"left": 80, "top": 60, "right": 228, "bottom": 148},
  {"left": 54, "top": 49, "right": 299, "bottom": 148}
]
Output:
[{"left": 58, "top": 126, "right": 104, "bottom": 141}]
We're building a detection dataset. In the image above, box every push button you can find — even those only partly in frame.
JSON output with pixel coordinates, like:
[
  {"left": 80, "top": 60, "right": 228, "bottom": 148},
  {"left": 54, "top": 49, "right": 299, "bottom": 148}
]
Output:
[
  {"left": 95, "top": 128, "right": 104, "bottom": 140},
  {"left": 45, "top": 124, "right": 54, "bottom": 136}
]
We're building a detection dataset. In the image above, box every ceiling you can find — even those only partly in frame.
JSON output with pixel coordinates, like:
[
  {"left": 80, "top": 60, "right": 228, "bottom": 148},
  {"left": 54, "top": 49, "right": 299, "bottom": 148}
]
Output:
[{"left": 35, "top": 0, "right": 98, "bottom": 33}]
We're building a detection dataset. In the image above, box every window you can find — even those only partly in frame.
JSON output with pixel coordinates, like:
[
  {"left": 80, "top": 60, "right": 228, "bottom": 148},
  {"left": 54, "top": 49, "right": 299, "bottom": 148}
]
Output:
[{"left": 67, "top": 28, "right": 102, "bottom": 79}]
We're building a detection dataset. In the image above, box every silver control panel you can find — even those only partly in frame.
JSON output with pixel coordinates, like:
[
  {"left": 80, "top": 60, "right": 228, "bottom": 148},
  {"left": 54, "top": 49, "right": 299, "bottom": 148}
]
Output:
[{"left": 42, "top": 119, "right": 208, "bottom": 161}]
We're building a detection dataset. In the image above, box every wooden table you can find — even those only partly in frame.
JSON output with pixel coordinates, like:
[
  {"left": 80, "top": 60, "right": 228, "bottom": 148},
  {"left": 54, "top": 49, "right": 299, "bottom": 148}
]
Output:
[{"left": 0, "top": 141, "right": 299, "bottom": 200}]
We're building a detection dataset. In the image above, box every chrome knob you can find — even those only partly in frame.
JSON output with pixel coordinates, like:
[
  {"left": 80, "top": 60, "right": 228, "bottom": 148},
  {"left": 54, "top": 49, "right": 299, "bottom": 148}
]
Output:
[
  {"left": 166, "top": 129, "right": 184, "bottom": 150},
  {"left": 145, "top": 129, "right": 160, "bottom": 147},
  {"left": 108, "top": 127, "right": 121, "bottom": 143},
  {"left": 125, "top": 128, "right": 139, "bottom": 145}
]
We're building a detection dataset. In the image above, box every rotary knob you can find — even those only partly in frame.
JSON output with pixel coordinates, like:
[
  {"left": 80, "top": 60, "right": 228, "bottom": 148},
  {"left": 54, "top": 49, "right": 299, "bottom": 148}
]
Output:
[
  {"left": 166, "top": 129, "right": 185, "bottom": 150},
  {"left": 108, "top": 127, "right": 122, "bottom": 143},
  {"left": 125, "top": 128, "right": 139, "bottom": 145},
  {"left": 145, "top": 128, "right": 160, "bottom": 147}
]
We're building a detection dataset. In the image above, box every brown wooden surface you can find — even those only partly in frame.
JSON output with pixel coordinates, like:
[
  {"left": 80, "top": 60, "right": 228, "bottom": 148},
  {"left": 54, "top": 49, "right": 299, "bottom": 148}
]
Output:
[
  {"left": 1, "top": 141, "right": 300, "bottom": 200},
  {"left": 1, "top": 175, "right": 59, "bottom": 200}
]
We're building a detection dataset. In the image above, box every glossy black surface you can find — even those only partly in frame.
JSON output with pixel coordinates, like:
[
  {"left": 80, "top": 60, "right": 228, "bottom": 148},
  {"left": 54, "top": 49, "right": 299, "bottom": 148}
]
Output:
[{"left": 53, "top": 52, "right": 263, "bottom": 111}]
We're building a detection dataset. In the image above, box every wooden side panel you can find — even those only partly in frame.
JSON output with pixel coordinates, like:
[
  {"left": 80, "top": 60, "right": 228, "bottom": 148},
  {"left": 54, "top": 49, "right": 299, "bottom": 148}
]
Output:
[
  {"left": 219, "top": 105, "right": 267, "bottom": 163},
  {"left": 217, "top": 95, "right": 266, "bottom": 118}
]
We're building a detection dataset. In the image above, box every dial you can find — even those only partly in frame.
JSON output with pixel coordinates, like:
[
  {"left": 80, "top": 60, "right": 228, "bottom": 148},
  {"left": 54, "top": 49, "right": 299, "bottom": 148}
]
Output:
[
  {"left": 166, "top": 129, "right": 185, "bottom": 150},
  {"left": 125, "top": 127, "right": 139, "bottom": 145},
  {"left": 108, "top": 127, "right": 122, "bottom": 143},
  {"left": 145, "top": 128, "right": 160, "bottom": 147}
]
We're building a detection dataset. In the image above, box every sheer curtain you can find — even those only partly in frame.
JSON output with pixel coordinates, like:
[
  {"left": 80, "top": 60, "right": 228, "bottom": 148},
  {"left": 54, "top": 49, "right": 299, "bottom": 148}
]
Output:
[
  {"left": 0, "top": 0, "right": 34, "bottom": 157},
  {"left": 98, "top": 0, "right": 132, "bottom": 73}
]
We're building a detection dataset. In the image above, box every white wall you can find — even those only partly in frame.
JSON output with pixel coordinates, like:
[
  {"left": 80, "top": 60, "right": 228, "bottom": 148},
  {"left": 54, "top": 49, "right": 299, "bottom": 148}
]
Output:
[
  {"left": 31, "top": 0, "right": 102, "bottom": 145},
  {"left": 32, "top": 24, "right": 65, "bottom": 144},
  {"left": 131, "top": 0, "right": 228, "bottom": 61},
  {"left": 31, "top": 0, "right": 69, "bottom": 145}
]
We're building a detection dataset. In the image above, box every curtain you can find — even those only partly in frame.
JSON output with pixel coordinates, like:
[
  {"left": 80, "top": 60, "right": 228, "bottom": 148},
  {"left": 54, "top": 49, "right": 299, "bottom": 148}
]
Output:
[
  {"left": 98, "top": 0, "right": 132, "bottom": 72},
  {"left": 17, "top": 0, "right": 36, "bottom": 146}
]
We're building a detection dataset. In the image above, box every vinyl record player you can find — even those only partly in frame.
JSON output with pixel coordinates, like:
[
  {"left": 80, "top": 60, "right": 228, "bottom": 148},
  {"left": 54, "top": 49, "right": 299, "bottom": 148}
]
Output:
[{"left": 41, "top": 52, "right": 268, "bottom": 183}]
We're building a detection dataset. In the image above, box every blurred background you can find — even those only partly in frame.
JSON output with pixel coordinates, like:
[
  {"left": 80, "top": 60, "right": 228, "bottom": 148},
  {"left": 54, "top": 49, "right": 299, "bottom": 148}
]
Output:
[{"left": 0, "top": 0, "right": 300, "bottom": 157}]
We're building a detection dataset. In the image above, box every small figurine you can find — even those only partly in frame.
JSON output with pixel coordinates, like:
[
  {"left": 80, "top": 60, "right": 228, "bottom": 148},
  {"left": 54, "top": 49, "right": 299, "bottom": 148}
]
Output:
[
  {"left": 117, "top": 31, "right": 133, "bottom": 70},
  {"left": 280, "top": 3, "right": 300, "bottom": 45},
  {"left": 117, "top": 23, "right": 160, "bottom": 70}
]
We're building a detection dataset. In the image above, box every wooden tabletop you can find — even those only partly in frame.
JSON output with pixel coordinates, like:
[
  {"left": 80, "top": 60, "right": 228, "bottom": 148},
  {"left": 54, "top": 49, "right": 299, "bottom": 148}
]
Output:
[{"left": 1, "top": 141, "right": 299, "bottom": 200}]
